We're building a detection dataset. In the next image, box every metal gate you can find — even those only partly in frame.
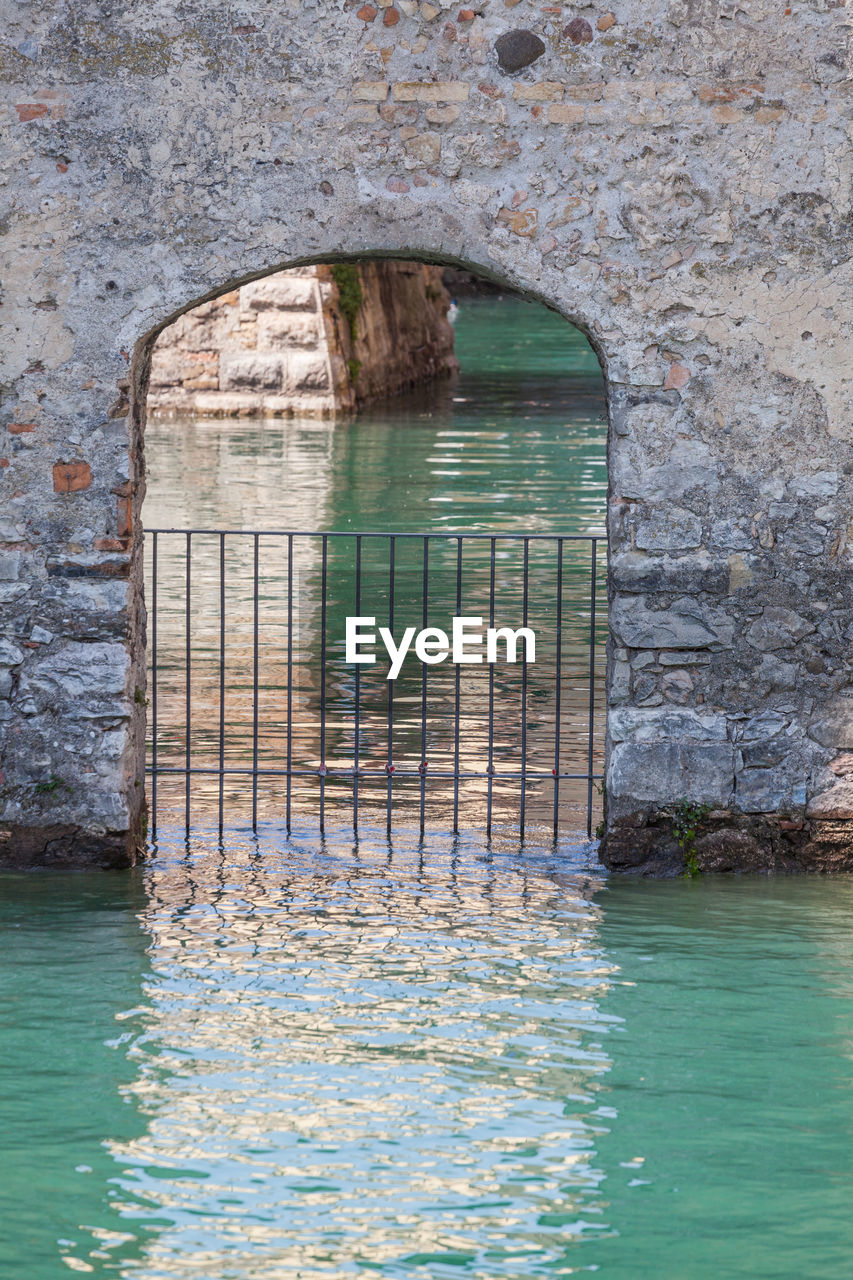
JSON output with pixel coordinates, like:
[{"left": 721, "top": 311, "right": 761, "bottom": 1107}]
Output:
[{"left": 145, "top": 529, "right": 606, "bottom": 839}]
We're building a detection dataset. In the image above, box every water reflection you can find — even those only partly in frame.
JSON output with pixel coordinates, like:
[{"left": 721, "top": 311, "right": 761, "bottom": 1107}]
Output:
[
  {"left": 143, "top": 298, "right": 608, "bottom": 832},
  {"left": 146, "top": 530, "right": 606, "bottom": 834},
  {"left": 104, "top": 829, "right": 613, "bottom": 1278},
  {"left": 143, "top": 295, "right": 606, "bottom": 538},
  {"left": 7, "top": 846, "right": 853, "bottom": 1276}
]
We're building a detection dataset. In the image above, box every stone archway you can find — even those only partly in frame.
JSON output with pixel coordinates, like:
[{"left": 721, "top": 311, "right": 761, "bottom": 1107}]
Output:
[
  {"left": 137, "top": 253, "right": 611, "bottom": 844},
  {"left": 1, "top": 2, "right": 851, "bottom": 870}
]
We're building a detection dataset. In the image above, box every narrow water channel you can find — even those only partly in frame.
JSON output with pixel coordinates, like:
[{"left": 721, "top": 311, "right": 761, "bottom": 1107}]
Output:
[
  {"left": 143, "top": 294, "right": 607, "bottom": 536},
  {"left": 143, "top": 296, "right": 608, "bottom": 834},
  {"left": 5, "top": 296, "right": 853, "bottom": 1279}
]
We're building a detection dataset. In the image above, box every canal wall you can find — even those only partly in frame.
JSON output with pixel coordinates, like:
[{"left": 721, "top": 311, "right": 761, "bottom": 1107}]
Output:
[
  {"left": 147, "top": 261, "right": 458, "bottom": 417},
  {"left": 1, "top": 1, "right": 852, "bottom": 871}
]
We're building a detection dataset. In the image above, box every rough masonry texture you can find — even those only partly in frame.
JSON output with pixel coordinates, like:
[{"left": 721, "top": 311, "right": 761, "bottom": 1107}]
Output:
[
  {"left": 0, "top": 0, "right": 851, "bottom": 871},
  {"left": 148, "top": 261, "right": 457, "bottom": 416}
]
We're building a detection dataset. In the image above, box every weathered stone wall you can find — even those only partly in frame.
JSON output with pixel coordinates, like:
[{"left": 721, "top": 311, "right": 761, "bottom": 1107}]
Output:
[
  {"left": 342, "top": 259, "right": 460, "bottom": 406},
  {"left": 0, "top": 0, "right": 851, "bottom": 871},
  {"left": 147, "top": 261, "right": 457, "bottom": 417}
]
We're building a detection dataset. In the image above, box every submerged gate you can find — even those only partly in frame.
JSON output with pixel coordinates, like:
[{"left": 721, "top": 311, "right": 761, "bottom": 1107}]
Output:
[{"left": 146, "top": 529, "right": 606, "bottom": 839}]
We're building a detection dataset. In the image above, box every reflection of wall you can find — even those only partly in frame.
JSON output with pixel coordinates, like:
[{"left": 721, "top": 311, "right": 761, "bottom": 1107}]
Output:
[
  {"left": 144, "top": 419, "right": 335, "bottom": 806},
  {"left": 148, "top": 263, "right": 458, "bottom": 418},
  {"left": 144, "top": 417, "right": 337, "bottom": 533},
  {"left": 105, "top": 848, "right": 611, "bottom": 1276}
]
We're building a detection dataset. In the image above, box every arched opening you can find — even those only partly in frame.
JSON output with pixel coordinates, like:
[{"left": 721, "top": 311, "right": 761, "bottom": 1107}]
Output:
[{"left": 135, "top": 255, "right": 609, "bottom": 844}]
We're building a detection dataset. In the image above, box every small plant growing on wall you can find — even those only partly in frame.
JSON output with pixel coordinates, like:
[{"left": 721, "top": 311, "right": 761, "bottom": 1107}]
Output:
[
  {"left": 670, "top": 798, "right": 711, "bottom": 877},
  {"left": 331, "top": 264, "right": 364, "bottom": 343},
  {"left": 32, "top": 775, "right": 68, "bottom": 797}
]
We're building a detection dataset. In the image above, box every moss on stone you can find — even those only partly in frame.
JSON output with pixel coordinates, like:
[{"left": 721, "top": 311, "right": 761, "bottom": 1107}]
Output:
[{"left": 332, "top": 264, "right": 364, "bottom": 343}]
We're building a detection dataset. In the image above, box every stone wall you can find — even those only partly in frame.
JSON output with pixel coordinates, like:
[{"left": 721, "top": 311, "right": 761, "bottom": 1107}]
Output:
[
  {"left": 1, "top": 0, "right": 852, "bottom": 871},
  {"left": 147, "top": 261, "right": 457, "bottom": 417}
]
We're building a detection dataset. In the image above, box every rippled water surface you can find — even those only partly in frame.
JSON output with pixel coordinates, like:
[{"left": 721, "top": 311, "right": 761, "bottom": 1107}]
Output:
[
  {"left": 143, "top": 297, "right": 608, "bottom": 831},
  {"left": 5, "top": 837, "right": 853, "bottom": 1278},
  {"left": 143, "top": 294, "right": 606, "bottom": 536},
  {"left": 7, "top": 298, "right": 852, "bottom": 1278}
]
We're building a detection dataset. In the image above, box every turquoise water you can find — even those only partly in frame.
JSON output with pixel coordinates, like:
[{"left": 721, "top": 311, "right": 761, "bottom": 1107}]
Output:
[
  {"left": 143, "top": 297, "right": 608, "bottom": 831},
  {"left": 4, "top": 836, "right": 853, "bottom": 1277},
  {"left": 6, "top": 297, "right": 852, "bottom": 1277},
  {"left": 143, "top": 295, "right": 607, "bottom": 537}
]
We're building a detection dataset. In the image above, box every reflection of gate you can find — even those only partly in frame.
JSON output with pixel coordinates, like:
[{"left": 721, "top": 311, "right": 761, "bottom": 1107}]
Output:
[{"left": 145, "top": 529, "right": 606, "bottom": 840}]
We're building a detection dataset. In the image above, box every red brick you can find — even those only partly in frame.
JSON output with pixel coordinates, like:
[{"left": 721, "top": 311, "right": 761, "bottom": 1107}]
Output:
[
  {"left": 94, "top": 537, "right": 127, "bottom": 552},
  {"left": 15, "top": 104, "right": 48, "bottom": 122},
  {"left": 698, "top": 82, "right": 763, "bottom": 103},
  {"left": 458, "top": 8, "right": 476, "bottom": 18},
  {"left": 0, "top": 459, "right": 9, "bottom": 469},
  {"left": 663, "top": 362, "right": 691, "bottom": 390},
  {"left": 356, "top": 4, "right": 377, "bottom": 18},
  {"left": 383, "top": 6, "right": 400, "bottom": 24},
  {"left": 53, "top": 461, "right": 91, "bottom": 493},
  {"left": 116, "top": 496, "right": 132, "bottom": 537},
  {"left": 8, "top": 423, "right": 37, "bottom": 434}
]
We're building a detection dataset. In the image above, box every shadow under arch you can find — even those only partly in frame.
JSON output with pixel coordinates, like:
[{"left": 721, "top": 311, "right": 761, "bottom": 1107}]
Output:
[{"left": 129, "top": 250, "right": 612, "bottom": 844}]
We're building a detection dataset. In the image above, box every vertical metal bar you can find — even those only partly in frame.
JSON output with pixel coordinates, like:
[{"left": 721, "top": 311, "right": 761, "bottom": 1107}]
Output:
[
  {"left": 520, "top": 537, "right": 529, "bottom": 839},
  {"left": 553, "top": 537, "right": 564, "bottom": 839},
  {"left": 286, "top": 532, "right": 293, "bottom": 836},
  {"left": 185, "top": 531, "right": 191, "bottom": 835},
  {"left": 353, "top": 535, "right": 362, "bottom": 834},
  {"left": 587, "top": 538, "right": 598, "bottom": 839},
  {"left": 452, "top": 536, "right": 462, "bottom": 835},
  {"left": 320, "top": 534, "right": 328, "bottom": 836},
  {"left": 486, "top": 536, "right": 496, "bottom": 839},
  {"left": 218, "top": 532, "right": 225, "bottom": 834},
  {"left": 150, "top": 531, "right": 158, "bottom": 838},
  {"left": 419, "top": 536, "right": 428, "bottom": 837},
  {"left": 252, "top": 532, "right": 260, "bottom": 832},
  {"left": 386, "top": 535, "right": 395, "bottom": 837}
]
